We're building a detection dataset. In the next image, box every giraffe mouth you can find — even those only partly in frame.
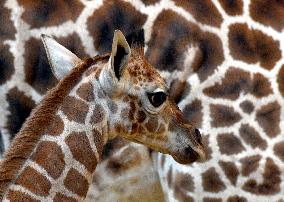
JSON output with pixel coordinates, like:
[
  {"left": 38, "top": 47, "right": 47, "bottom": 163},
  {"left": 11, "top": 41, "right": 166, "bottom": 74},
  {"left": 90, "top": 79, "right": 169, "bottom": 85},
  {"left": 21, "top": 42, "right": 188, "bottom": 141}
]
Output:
[{"left": 173, "top": 146, "right": 206, "bottom": 164}]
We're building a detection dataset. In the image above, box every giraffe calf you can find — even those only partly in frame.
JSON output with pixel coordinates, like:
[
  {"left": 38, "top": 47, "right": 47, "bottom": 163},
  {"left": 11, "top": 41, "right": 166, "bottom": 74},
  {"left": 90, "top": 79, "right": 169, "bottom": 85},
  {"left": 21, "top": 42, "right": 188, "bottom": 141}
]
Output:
[{"left": 0, "top": 29, "right": 206, "bottom": 201}]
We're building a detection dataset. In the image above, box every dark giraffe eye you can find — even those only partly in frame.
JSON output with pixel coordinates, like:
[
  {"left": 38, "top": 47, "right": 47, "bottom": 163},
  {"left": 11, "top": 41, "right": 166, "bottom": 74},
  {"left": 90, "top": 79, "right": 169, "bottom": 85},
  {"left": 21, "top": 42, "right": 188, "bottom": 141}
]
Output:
[{"left": 147, "top": 91, "right": 167, "bottom": 108}]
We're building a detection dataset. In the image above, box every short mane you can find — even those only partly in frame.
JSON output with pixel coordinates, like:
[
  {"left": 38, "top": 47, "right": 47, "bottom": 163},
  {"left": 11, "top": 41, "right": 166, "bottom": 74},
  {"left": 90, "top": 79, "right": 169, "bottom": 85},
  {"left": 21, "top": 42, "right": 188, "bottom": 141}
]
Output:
[{"left": 0, "top": 55, "right": 109, "bottom": 199}]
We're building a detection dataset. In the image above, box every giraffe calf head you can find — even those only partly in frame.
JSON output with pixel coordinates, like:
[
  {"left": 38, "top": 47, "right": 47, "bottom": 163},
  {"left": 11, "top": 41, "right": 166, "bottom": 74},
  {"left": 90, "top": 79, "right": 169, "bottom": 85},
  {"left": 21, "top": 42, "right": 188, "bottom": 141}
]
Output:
[{"left": 41, "top": 29, "right": 206, "bottom": 164}]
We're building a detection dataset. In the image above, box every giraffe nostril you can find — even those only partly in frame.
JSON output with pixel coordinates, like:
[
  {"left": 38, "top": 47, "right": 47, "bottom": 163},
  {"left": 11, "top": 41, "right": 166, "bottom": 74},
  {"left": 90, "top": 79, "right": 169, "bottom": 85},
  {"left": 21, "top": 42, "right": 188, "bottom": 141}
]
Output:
[{"left": 194, "top": 128, "right": 202, "bottom": 144}]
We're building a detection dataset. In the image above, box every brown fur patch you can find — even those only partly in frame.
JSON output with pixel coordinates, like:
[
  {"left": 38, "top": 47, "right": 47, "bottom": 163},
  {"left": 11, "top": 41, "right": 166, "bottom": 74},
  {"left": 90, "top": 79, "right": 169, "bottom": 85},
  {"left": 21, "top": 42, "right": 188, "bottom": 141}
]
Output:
[
  {"left": 106, "top": 146, "right": 142, "bottom": 175},
  {"left": 239, "top": 124, "right": 267, "bottom": 150},
  {"left": 45, "top": 115, "right": 64, "bottom": 136},
  {"left": 136, "top": 110, "right": 146, "bottom": 123},
  {"left": 210, "top": 104, "right": 241, "bottom": 127},
  {"left": 31, "top": 141, "right": 65, "bottom": 179},
  {"left": 169, "top": 80, "right": 191, "bottom": 104},
  {"left": 218, "top": 0, "right": 243, "bottom": 15},
  {"left": 228, "top": 23, "right": 281, "bottom": 70},
  {"left": 239, "top": 100, "right": 254, "bottom": 114},
  {"left": 240, "top": 155, "right": 261, "bottom": 176},
  {"left": 55, "top": 33, "right": 87, "bottom": 58},
  {"left": 203, "top": 198, "right": 222, "bottom": 202},
  {"left": 65, "top": 132, "right": 97, "bottom": 173},
  {"left": 0, "top": 44, "right": 14, "bottom": 85},
  {"left": 61, "top": 96, "right": 88, "bottom": 123},
  {"left": 242, "top": 158, "right": 281, "bottom": 195},
  {"left": 53, "top": 192, "right": 77, "bottom": 202},
  {"left": 87, "top": 0, "right": 147, "bottom": 54},
  {"left": 203, "top": 67, "right": 250, "bottom": 100},
  {"left": 277, "top": 64, "right": 284, "bottom": 97},
  {"left": 7, "top": 190, "right": 39, "bottom": 202},
  {"left": 15, "top": 166, "right": 51, "bottom": 197},
  {"left": 146, "top": 9, "right": 224, "bottom": 81},
  {"left": 6, "top": 87, "right": 36, "bottom": 136},
  {"left": 256, "top": 101, "right": 281, "bottom": 137},
  {"left": 227, "top": 195, "right": 247, "bottom": 202},
  {"left": 76, "top": 82, "right": 95, "bottom": 102},
  {"left": 172, "top": 0, "right": 223, "bottom": 27},
  {"left": 145, "top": 117, "right": 158, "bottom": 133},
  {"left": 64, "top": 168, "right": 89, "bottom": 197},
  {"left": 93, "top": 128, "right": 104, "bottom": 157},
  {"left": 24, "top": 37, "right": 58, "bottom": 94},
  {"left": 202, "top": 167, "right": 225, "bottom": 193},
  {"left": 219, "top": 161, "right": 239, "bottom": 185},
  {"left": 0, "top": 1, "right": 16, "bottom": 41},
  {"left": 90, "top": 104, "right": 105, "bottom": 124},
  {"left": 0, "top": 57, "right": 99, "bottom": 199},
  {"left": 217, "top": 133, "right": 245, "bottom": 155},
  {"left": 174, "top": 172, "right": 194, "bottom": 196},
  {"left": 18, "top": 0, "right": 84, "bottom": 28},
  {"left": 250, "top": 0, "right": 284, "bottom": 31},
  {"left": 141, "top": 0, "right": 160, "bottom": 5},
  {"left": 251, "top": 73, "right": 272, "bottom": 98},
  {"left": 273, "top": 141, "right": 284, "bottom": 162},
  {"left": 182, "top": 99, "right": 203, "bottom": 128}
]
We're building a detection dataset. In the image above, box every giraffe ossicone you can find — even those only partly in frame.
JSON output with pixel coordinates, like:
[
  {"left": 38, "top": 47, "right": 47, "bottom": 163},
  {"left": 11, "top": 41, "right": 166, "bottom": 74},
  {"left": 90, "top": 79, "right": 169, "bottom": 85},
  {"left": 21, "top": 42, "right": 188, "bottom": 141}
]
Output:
[{"left": 0, "top": 29, "right": 205, "bottom": 201}]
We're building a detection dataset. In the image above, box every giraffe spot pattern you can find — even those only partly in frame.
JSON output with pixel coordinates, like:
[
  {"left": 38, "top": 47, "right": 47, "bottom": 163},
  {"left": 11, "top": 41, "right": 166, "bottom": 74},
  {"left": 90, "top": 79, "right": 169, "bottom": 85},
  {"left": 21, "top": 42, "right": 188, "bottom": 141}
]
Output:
[
  {"left": 106, "top": 146, "right": 142, "bottom": 175},
  {"left": 172, "top": 0, "right": 223, "bottom": 27},
  {"left": 45, "top": 114, "right": 64, "bottom": 136},
  {"left": 204, "top": 67, "right": 272, "bottom": 100},
  {"left": 239, "top": 124, "right": 267, "bottom": 150},
  {"left": 219, "top": 160, "right": 239, "bottom": 185},
  {"left": 239, "top": 100, "right": 254, "bottom": 114},
  {"left": 277, "top": 64, "right": 284, "bottom": 97},
  {"left": 15, "top": 166, "right": 51, "bottom": 197},
  {"left": 6, "top": 87, "right": 35, "bottom": 137},
  {"left": 240, "top": 155, "right": 261, "bottom": 176},
  {"left": 65, "top": 132, "right": 97, "bottom": 172},
  {"left": 210, "top": 104, "right": 241, "bottom": 127},
  {"left": 101, "top": 137, "right": 129, "bottom": 160},
  {"left": 217, "top": 133, "right": 245, "bottom": 155},
  {"left": 61, "top": 96, "right": 88, "bottom": 124},
  {"left": 202, "top": 167, "right": 226, "bottom": 193},
  {"left": 273, "top": 141, "right": 284, "bottom": 162},
  {"left": 31, "top": 141, "right": 65, "bottom": 180},
  {"left": 0, "top": 44, "right": 14, "bottom": 85},
  {"left": 24, "top": 37, "right": 57, "bottom": 94},
  {"left": 54, "top": 33, "right": 87, "bottom": 58},
  {"left": 53, "top": 192, "right": 77, "bottom": 202},
  {"left": 182, "top": 99, "right": 203, "bottom": 128},
  {"left": 256, "top": 101, "right": 281, "bottom": 137},
  {"left": 228, "top": 23, "right": 281, "bottom": 70},
  {"left": 87, "top": 0, "right": 147, "bottom": 54},
  {"left": 218, "top": 0, "right": 243, "bottom": 16},
  {"left": 242, "top": 158, "right": 281, "bottom": 195},
  {"left": 169, "top": 80, "right": 191, "bottom": 104},
  {"left": 7, "top": 190, "right": 39, "bottom": 202},
  {"left": 76, "top": 82, "right": 95, "bottom": 102},
  {"left": 18, "top": 0, "right": 84, "bottom": 28},
  {"left": 145, "top": 117, "right": 159, "bottom": 133},
  {"left": 250, "top": 0, "right": 284, "bottom": 31},
  {"left": 146, "top": 10, "right": 224, "bottom": 81},
  {"left": 0, "top": 1, "right": 16, "bottom": 41},
  {"left": 93, "top": 128, "right": 104, "bottom": 157},
  {"left": 173, "top": 172, "right": 195, "bottom": 198},
  {"left": 64, "top": 168, "right": 89, "bottom": 197},
  {"left": 227, "top": 195, "right": 247, "bottom": 202},
  {"left": 90, "top": 104, "right": 105, "bottom": 124},
  {"left": 203, "top": 198, "right": 222, "bottom": 202}
]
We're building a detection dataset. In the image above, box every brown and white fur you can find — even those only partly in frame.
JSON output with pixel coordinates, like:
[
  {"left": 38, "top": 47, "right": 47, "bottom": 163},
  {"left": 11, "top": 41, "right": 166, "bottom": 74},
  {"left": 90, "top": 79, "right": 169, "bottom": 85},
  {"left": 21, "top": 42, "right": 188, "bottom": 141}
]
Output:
[{"left": 0, "top": 30, "right": 205, "bottom": 201}]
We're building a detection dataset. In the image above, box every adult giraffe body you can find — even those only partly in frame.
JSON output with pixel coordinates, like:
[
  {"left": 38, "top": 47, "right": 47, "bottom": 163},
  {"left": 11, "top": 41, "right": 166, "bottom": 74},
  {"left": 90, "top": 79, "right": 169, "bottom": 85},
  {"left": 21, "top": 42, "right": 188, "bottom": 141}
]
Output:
[{"left": 0, "top": 30, "right": 205, "bottom": 201}]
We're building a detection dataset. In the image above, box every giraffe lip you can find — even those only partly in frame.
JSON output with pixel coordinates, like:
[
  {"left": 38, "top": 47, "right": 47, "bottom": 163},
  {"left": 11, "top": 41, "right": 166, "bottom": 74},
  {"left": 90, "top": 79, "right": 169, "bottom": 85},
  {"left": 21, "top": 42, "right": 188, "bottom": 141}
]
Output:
[{"left": 173, "top": 146, "right": 202, "bottom": 164}]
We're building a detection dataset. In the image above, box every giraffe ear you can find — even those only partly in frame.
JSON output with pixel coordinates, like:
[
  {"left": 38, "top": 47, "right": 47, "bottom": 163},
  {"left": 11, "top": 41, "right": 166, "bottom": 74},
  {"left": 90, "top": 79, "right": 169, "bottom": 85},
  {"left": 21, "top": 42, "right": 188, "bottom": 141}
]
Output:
[
  {"left": 110, "top": 30, "right": 131, "bottom": 80},
  {"left": 41, "top": 34, "right": 82, "bottom": 80}
]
